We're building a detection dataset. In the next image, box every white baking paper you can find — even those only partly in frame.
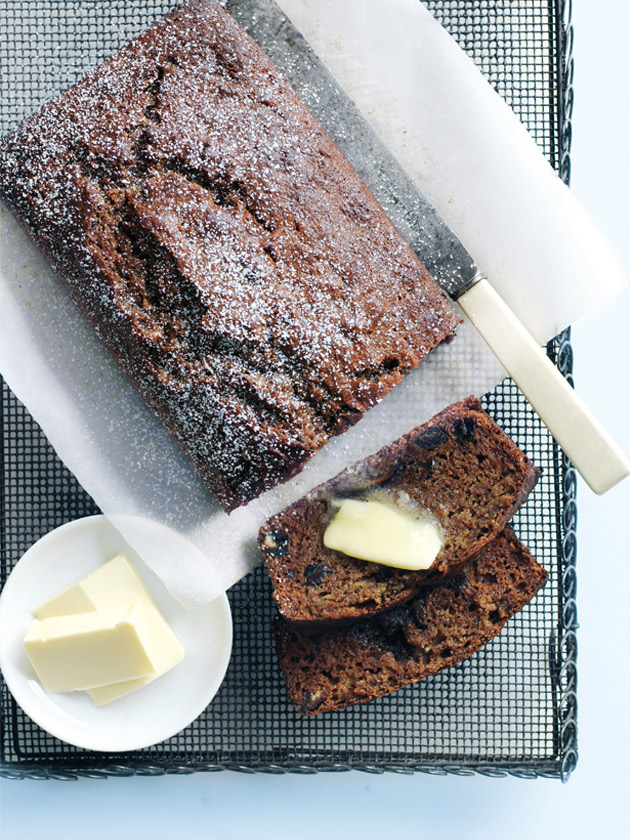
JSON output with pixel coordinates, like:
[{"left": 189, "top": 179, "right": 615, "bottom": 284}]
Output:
[
  {"left": 0, "top": 0, "right": 626, "bottom": 605},
  {"left": 277, "top": 0, "right": 627, "bottom": 343}
]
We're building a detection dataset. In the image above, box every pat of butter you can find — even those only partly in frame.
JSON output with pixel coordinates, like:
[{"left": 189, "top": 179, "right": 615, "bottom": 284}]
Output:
[
  {"left": 35, "top": 553, "right": 154, "bottom": 618},
  {"left": 24, "top": 603, "right": 158, "bottom": 694},
  {"left": 86, "top": 676, "right": 154, "bottom": 707},
  {"left": 27, "top": 554, "right": 184, "bottom": 703},
  {"left": 323, "top": 499, "right": 443, "bottom": 571}
]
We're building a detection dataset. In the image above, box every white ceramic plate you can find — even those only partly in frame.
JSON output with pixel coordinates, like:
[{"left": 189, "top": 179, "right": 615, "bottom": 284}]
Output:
[{"left": 0, "top": 515, "right": 233, "bottom": 752}]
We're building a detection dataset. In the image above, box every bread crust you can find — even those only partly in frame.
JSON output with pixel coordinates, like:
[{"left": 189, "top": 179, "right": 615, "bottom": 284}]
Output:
[{"left": 0, "top": 0, "right": 459, "bottom": 511}]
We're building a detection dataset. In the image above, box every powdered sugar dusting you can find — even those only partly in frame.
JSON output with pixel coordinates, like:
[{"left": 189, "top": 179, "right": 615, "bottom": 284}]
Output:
[{"left": 0, "top": 0, "right": 458, "bottom": 511}]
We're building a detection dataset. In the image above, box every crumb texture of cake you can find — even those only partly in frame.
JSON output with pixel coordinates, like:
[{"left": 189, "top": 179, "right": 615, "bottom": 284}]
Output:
[
  {"left": 0, "top": 0, "right": 459, "bottom": 511},
  {"left": 274, "top": 529, "right": 548, "bottom": 715},
  {"left": 259, "top": 398, "right": 538, "bottom": 623}
]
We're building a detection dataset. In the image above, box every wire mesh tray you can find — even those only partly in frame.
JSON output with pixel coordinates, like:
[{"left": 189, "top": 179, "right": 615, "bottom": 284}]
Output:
[{"left": 0, "top": 0, "right": 578, "bottom": 780}]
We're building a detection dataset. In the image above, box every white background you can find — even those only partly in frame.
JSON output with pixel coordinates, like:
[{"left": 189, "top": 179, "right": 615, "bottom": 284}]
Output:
[{"left": 1, "top": 1, "right": 629, "bottom": 837}]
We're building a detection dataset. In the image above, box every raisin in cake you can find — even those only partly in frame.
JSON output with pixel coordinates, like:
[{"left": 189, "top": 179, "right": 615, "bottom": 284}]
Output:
[
  {"left": 259, "top": 398, "right": 538, "bottom": 623},
  {"left": 0, "top": 0, "right": 460, "bottom": 511},
  {"left": 275, "top": 529, "right": 548, "bottom": 714}
]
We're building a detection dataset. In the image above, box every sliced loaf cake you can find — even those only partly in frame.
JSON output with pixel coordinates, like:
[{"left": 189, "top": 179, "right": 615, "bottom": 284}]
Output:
[
  {"left": 259, "top": 398, "right": 538, "bottom": 624},
  {"left": 274, "top": 529, "right": 547, "bottom": 715}
]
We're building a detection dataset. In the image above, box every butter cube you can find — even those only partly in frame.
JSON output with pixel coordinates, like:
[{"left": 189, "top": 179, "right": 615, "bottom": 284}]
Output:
[
  {"left": 33, "top": 583, "right": 95, "bottom": 619},
  {"left": 24, "top": 603, "right": 158, "bottom": 694},
  {"left": 86, "top": 586, "right": 185, "bottom": 705},
  {"left": 26, "top": 554, "right": 185, "bottom": 703},
  {"left": 86, "top": 676, "right": 154, "bottom": 707},
  {"left": 35, "top": 553, "right": 152, "bottom": 618}
]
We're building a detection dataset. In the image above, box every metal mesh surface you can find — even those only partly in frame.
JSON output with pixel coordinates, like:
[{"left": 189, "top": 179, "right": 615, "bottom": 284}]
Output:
[{"left": 0, "top": 0, "right": 577, "bottom": 780}]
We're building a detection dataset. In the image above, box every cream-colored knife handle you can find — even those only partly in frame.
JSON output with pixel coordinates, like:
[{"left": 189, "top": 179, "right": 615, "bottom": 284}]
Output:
[{"left": 458, "top": 277, "right": 630, "bottom": 494}]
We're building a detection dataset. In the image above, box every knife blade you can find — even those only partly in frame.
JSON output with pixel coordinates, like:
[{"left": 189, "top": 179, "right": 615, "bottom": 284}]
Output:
[{"left": 230, "top": 0, "right": 630, "bottom": 493}]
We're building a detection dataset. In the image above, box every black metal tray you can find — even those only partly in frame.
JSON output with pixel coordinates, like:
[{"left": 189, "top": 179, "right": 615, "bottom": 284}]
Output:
[{"left": 0, "top": 0, "right": 578, "bottom": 780}]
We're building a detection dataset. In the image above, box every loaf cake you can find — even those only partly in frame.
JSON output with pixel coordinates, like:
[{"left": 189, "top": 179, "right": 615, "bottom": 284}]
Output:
[
  {"left": 0, "top": 0, "right": 460, "bottom": 512},
  {"left": 274, "top": 529, "right": 548, "bottom": 714},
  {"left": 259, "top": 398, "right": 538, "bottom": 623}
]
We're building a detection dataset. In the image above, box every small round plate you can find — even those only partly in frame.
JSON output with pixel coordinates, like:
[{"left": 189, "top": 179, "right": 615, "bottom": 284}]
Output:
[{"left": 0, "top": 515, "right": 233, "bottom": 752}]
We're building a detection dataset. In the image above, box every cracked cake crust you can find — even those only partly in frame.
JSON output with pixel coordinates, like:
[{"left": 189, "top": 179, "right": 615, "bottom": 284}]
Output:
[{"left": 0, "top": 0, "right": 460, "bottom": 511}]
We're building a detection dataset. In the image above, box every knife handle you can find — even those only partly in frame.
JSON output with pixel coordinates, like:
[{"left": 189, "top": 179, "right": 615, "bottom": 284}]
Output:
[{"left": 457, "top": 277, "right": 630, "bottom": 494}]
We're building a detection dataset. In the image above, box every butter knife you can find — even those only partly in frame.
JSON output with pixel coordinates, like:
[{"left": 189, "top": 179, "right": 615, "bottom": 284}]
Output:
[
  {"left": 428, "top": 250, "right": 630, "bottom": 495},
  {"left": 232, "top": 0, "right": 630, "bottom": 494}
]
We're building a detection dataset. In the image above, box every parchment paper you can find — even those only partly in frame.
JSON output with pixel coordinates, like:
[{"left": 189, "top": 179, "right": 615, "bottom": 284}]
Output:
[{"left": 0, "top": 0, "right": 626, "bottom": 605}]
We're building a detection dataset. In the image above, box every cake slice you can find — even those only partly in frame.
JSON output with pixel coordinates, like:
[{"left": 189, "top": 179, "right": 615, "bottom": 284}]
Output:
[
  {"left": 274, "top": 529, "right": 548, "bottom": 715},
  {"left": 0, "top": 0, "right": 459, "bottom": 511},
  {"left": 259, "top": 398, "right": 538, "bottom": 624}
]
